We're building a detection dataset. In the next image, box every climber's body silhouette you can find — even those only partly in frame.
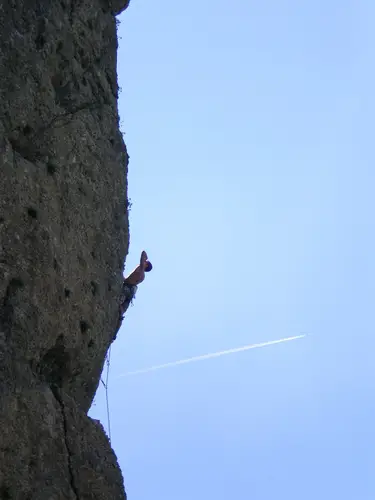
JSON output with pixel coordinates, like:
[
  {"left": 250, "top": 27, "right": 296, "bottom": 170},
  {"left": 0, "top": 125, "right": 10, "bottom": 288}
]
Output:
[
  {"left": 124, "top": 250, "right": 153, "bottom": 286},
  {"left": 117, "top": 250, "right": 152, "bottom": 330}
]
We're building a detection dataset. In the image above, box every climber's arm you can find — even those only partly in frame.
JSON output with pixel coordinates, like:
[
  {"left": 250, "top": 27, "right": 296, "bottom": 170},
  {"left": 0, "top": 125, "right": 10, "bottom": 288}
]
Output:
[
  {"left": 140, "top": 250, "right": 148, "bottom": 267},
  {"left": 124, "top": 268, "right": 139, "bottom": 285},
  {"left": 123, "top": 251, "right": 150, "bottom": 286}
]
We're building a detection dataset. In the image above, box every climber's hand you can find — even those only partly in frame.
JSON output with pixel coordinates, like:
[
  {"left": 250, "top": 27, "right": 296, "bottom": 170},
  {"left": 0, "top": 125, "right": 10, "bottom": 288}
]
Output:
[{"left": 140, "top": 250, "right": 148, "bottom": 264}]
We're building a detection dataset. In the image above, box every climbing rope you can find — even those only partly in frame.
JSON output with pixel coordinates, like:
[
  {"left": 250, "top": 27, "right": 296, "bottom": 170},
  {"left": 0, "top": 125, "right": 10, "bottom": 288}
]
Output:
[
  {"left": 100, "top": 285, "right": 137, "bottom": 444},
  {"left": 101, "top": 345, "right": 112, "bottom": 443}
]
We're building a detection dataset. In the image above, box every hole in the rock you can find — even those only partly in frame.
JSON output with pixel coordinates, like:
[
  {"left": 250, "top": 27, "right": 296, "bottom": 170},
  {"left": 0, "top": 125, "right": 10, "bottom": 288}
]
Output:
[
  {"left": 88, "top": 339, "right": 95, "bottom": 348},
  {"left": 35, "top": 34, "right": 46, "bottom": 50},
  {"left": 0, "top": 216, "right": 4, "bottom": 223},
  {"left": 9, "top": 277, "right": 24, "bottom": 289},
  {"left": 77, "top": 255, "right": 85, "bottom": 267},
  {"left": 109, "top": 138, "right": 115, "bottom": 145},
  {"left": 64, "top": 288, "right": 71, "bottom": 298},
  {"left": 47, "top": 163, "right": 56, "bottom": 175},
  {"left": 53, "top": 259, "right": 58, "bottom": 270},
  {"left": 80, "top": 320, "right": 89, "bottom": 333},
  {"left": 56, "top": 41, "right": 63, "bottom": 52},
  {"left": 39, "top": 334, "right": 69, "bottom": 387},
  {"left": 90, "top": 281, "right": 98, "bottom": 296},
  {"left": 91, "top": 250, "right": 96, "bottom": 260},
  {"left": 27, "top": 208, "right": 38, "bottom": 219},
  {"left": 23, "top": 125, "right": 32, "bottom": 136},
  {"left": 107, "top": 283, "right": 112, "bottom": 292},
  {"left": 51, "top": 74, "right": 60, "bottom": 88},
  {"left": 0, "top": 484, "right": 11, "bottom": 500}
]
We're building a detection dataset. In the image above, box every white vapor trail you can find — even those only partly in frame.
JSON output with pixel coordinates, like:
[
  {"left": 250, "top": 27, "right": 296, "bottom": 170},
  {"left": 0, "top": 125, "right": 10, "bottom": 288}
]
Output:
[{"left": 116, "top": 334, "right": 306, "bottom": 378}]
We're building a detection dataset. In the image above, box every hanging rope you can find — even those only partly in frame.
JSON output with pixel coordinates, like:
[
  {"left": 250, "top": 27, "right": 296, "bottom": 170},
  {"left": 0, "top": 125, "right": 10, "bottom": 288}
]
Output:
[
  {"left": 100, "top": 283, "right": 137, "bottom": 443},
  {"left": 101, "top": 345, "right": 112, "bottom": 443}
]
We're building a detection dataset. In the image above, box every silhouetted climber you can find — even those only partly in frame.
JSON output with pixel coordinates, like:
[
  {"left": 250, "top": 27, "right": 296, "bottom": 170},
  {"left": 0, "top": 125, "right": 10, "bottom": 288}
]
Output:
[
  {"left": 124, "top": 250, "right": 152, "bottom": 286},
  {"left": 117, "top": 250, "right": 152, "bottom": 329}
]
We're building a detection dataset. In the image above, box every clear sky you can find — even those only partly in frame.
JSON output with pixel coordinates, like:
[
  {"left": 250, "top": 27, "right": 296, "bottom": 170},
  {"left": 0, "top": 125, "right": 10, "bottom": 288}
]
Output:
[{"left": 89, "top": 1, "right": 375, "bottom": 498}]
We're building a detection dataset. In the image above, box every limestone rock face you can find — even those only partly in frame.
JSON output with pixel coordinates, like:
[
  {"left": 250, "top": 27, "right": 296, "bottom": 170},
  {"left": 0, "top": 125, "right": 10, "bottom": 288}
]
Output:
[{"left": 0, "top": 0, "right": 131, "bottom": 498}]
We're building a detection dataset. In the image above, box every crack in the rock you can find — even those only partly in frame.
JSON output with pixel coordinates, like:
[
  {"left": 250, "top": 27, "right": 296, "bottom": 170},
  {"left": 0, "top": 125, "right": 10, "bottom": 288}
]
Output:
[
  {"left": 52, "top": 387, "right": 79, "bottom": 499},
  {"left": 27, "top": 100, "right": 104, "bottom": 141},
  {"left": 41, "top": 100, "right": 103, "bottom": 131},
  {"left": 0, "top": 278, "right": 24, "bottom": 340},
  {"left": 7, "top": 100, "right": 104, "bottom": 164}
]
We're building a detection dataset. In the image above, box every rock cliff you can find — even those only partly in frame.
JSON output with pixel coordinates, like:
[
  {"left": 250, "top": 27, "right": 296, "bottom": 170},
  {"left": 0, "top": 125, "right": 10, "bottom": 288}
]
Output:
[{"left": 0, "top": 0, "right": 131, "bottom": 498}]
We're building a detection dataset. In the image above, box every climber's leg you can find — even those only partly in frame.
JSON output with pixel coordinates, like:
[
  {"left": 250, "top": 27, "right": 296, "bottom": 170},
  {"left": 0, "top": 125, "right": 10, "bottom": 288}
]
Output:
[{"left": 116, "top": 283, "right": 137, "bottom": 330}]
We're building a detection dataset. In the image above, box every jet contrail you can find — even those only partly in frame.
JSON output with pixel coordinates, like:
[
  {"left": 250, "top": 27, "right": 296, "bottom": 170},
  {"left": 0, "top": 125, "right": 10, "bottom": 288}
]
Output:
[{"left": 116, "top": 334, "right": 306, "bottom": 378}]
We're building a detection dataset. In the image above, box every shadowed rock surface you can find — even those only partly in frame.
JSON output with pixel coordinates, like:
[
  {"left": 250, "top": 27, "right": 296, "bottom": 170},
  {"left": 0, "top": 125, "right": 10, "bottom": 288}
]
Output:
[{"left": 0, "top": 0, "right": 131, "bottom": 498}]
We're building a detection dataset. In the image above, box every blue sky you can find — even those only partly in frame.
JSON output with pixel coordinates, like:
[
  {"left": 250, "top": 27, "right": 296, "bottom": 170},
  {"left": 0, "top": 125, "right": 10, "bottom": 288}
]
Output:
[{"left": 89, "top": 1, "right": 375, "bottom": 498}]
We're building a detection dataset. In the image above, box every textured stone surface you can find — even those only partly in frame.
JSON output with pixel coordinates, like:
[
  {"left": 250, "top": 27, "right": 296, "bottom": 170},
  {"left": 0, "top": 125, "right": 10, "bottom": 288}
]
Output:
[{"left": 0, "top": 0, "right": 130, "bottom": 498}]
